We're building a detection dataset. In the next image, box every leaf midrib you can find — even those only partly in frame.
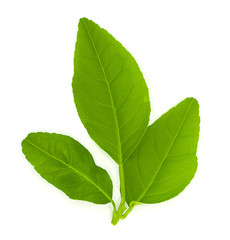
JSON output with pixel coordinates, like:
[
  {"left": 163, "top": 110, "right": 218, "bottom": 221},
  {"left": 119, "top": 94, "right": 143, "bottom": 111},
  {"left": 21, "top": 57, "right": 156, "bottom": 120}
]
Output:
[
  {"left": 135, "top": 98, "right": 195, "bottom": 203},
  {"left": 25, "top": 138, "right": 112, "bottom": 202},
  {"left": 81, "top": 19, "right": 122, "bottom": 165}
]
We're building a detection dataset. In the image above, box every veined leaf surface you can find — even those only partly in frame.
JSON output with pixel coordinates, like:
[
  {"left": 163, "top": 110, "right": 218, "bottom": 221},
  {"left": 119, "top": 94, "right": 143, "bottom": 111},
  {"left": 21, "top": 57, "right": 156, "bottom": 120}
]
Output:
[
  {"left": 72, "top": 18, "right": 150, "bottom": 164},
  {"left": 22, "top": 132, "right": 113, "bottom": 204},
  {"left": 124, "top": 98, "right": 200, "bottom": 205}
]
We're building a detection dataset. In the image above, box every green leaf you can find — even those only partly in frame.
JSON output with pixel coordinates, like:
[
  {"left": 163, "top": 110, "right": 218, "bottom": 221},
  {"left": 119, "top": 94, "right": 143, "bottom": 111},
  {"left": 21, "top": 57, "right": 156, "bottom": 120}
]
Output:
[
  {"left": 72, "top": 18, "right": 150, "bottom": 164},
  {"left": 124, "top": 97, "right": 200, "bottom": 205},
  {"left": 21, "top": 132, "right": 113, "bottom": 204},
  {"left": 20, "top": 17, "right": 201, "bottom": 225}
]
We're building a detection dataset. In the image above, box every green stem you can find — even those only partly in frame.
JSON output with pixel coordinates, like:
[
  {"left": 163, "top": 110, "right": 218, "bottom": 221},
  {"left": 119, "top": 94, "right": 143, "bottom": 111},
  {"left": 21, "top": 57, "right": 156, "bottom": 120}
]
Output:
[
  {"left": 119, "top": 164, "right": 126, "bottom": 206},
  {"left": 111, "top": 200, "right": 116, "bottom": 213},
  {"left": 111, "top": 203, "right": 127, "bottom": 225},
  {"left": 111, "top": 203, "right": 135, "bottom": 225},
  {"left": 111, "top": 210, "right": 120, "bottom": 226},
  {"left": 121, "top": 205, "right": 134, "bottom": 219},
  {"left": 111, "top": 164, "right": 127, "bottom": 225}
]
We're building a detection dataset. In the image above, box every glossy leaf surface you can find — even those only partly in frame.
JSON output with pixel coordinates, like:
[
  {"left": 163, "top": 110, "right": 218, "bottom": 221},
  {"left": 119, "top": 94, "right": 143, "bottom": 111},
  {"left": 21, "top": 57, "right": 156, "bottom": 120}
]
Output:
[
  {"left": 124, "top": 98, "right": 200, "bottom": 205},
  {"left": 22, "top": 132, "right": 113, "bottom": 204},
  {"left": 72, "top": 18, "right": 150, "bottom": 164}
]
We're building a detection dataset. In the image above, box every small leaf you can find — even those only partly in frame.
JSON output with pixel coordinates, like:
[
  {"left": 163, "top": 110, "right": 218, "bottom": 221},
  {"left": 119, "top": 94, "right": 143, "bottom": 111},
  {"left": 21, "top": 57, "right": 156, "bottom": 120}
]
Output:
[
  {"left": 22, "top": 132, "right": 113, "bottom": 204},
  {"left": 124, "top": 98, "right": 200, "bottom": 205},
  {"left": 72, "top": 18, "right": 150, "bottom": 164}
]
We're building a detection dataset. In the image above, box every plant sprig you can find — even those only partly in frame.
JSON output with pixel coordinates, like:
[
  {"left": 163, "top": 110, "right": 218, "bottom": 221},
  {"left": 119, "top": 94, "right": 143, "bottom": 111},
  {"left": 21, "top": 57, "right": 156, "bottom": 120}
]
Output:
[{"left": 21, "top": 17, "right": 200, "bottom": 225}]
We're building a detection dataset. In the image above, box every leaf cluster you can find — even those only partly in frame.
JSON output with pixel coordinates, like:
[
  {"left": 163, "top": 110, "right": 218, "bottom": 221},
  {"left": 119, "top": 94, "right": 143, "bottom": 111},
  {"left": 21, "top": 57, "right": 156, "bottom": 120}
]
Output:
[{"left": 21, "top": 18, "right": 200, "bottom": 225}]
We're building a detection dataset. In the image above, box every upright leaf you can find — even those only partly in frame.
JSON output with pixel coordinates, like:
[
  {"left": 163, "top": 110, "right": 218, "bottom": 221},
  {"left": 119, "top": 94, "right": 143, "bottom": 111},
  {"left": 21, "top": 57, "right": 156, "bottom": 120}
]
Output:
[
  {"left": 22, "top": 132, "right": 113, "bottom": 204},
  {"left": 124, "top": 98, "right": 200, "bottom": 205},
  {"left": 72, "top": 18, "right": 150, "bottom": 164}
]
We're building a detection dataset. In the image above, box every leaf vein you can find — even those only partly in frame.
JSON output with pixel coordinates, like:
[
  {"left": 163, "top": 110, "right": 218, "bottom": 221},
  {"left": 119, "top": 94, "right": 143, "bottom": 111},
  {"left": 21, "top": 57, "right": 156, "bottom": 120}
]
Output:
[
  {"left": 82, "top": 19, "right": 122, "bottom": 163},
  {"left": 137, "top": 99, "right": 195, "bottom": 202},
  {"left": 25, "top": 138, "right": 112, "bottom": 203}
]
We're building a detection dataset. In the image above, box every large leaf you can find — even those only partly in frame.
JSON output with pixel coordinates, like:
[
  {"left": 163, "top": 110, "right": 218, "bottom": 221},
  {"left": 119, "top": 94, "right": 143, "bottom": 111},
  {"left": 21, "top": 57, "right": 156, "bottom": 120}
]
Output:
[
  {"left": 22, "top": 132, "right": 113, "bottom": 204},
  {"left": 124, "top": 98, "right": 200, "bottom": 205},
  {"left": 72, "top": 18, "right": 150, "bottom": 164}
]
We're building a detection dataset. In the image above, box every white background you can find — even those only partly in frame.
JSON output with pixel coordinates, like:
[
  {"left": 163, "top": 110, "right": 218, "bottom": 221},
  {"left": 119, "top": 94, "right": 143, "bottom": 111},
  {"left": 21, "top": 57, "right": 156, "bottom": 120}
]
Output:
[{"left": 1, "top": 0, "right": 230, "bottom": 239}]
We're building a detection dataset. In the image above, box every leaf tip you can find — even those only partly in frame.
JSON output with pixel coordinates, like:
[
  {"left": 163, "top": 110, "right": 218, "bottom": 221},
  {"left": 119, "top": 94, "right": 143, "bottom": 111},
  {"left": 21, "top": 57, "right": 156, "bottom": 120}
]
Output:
[
  {"left": 78, "top": 17, "right": 92, "bottom": 26},
  {"left": 184, "top": 97, "right": 200, "bottom": 116},
  {"left": 79, "top": 17, "right": 88, "bottom": 23},
  {"left": 188, "top": 97, "right": 199, "bottom": 106}
]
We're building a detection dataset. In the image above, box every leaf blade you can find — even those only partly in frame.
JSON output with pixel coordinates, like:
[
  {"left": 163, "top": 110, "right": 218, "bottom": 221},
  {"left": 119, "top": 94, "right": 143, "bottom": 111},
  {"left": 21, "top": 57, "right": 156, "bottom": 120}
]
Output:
[
  {"left": 124, "top": 97, "right": 200, "bottom": 204},
  {"left": 72, "top": 18, "right": 150, "bottom": 164},
  {"left": 22, "top": 132, "right": 113, "bottom": 204}
]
